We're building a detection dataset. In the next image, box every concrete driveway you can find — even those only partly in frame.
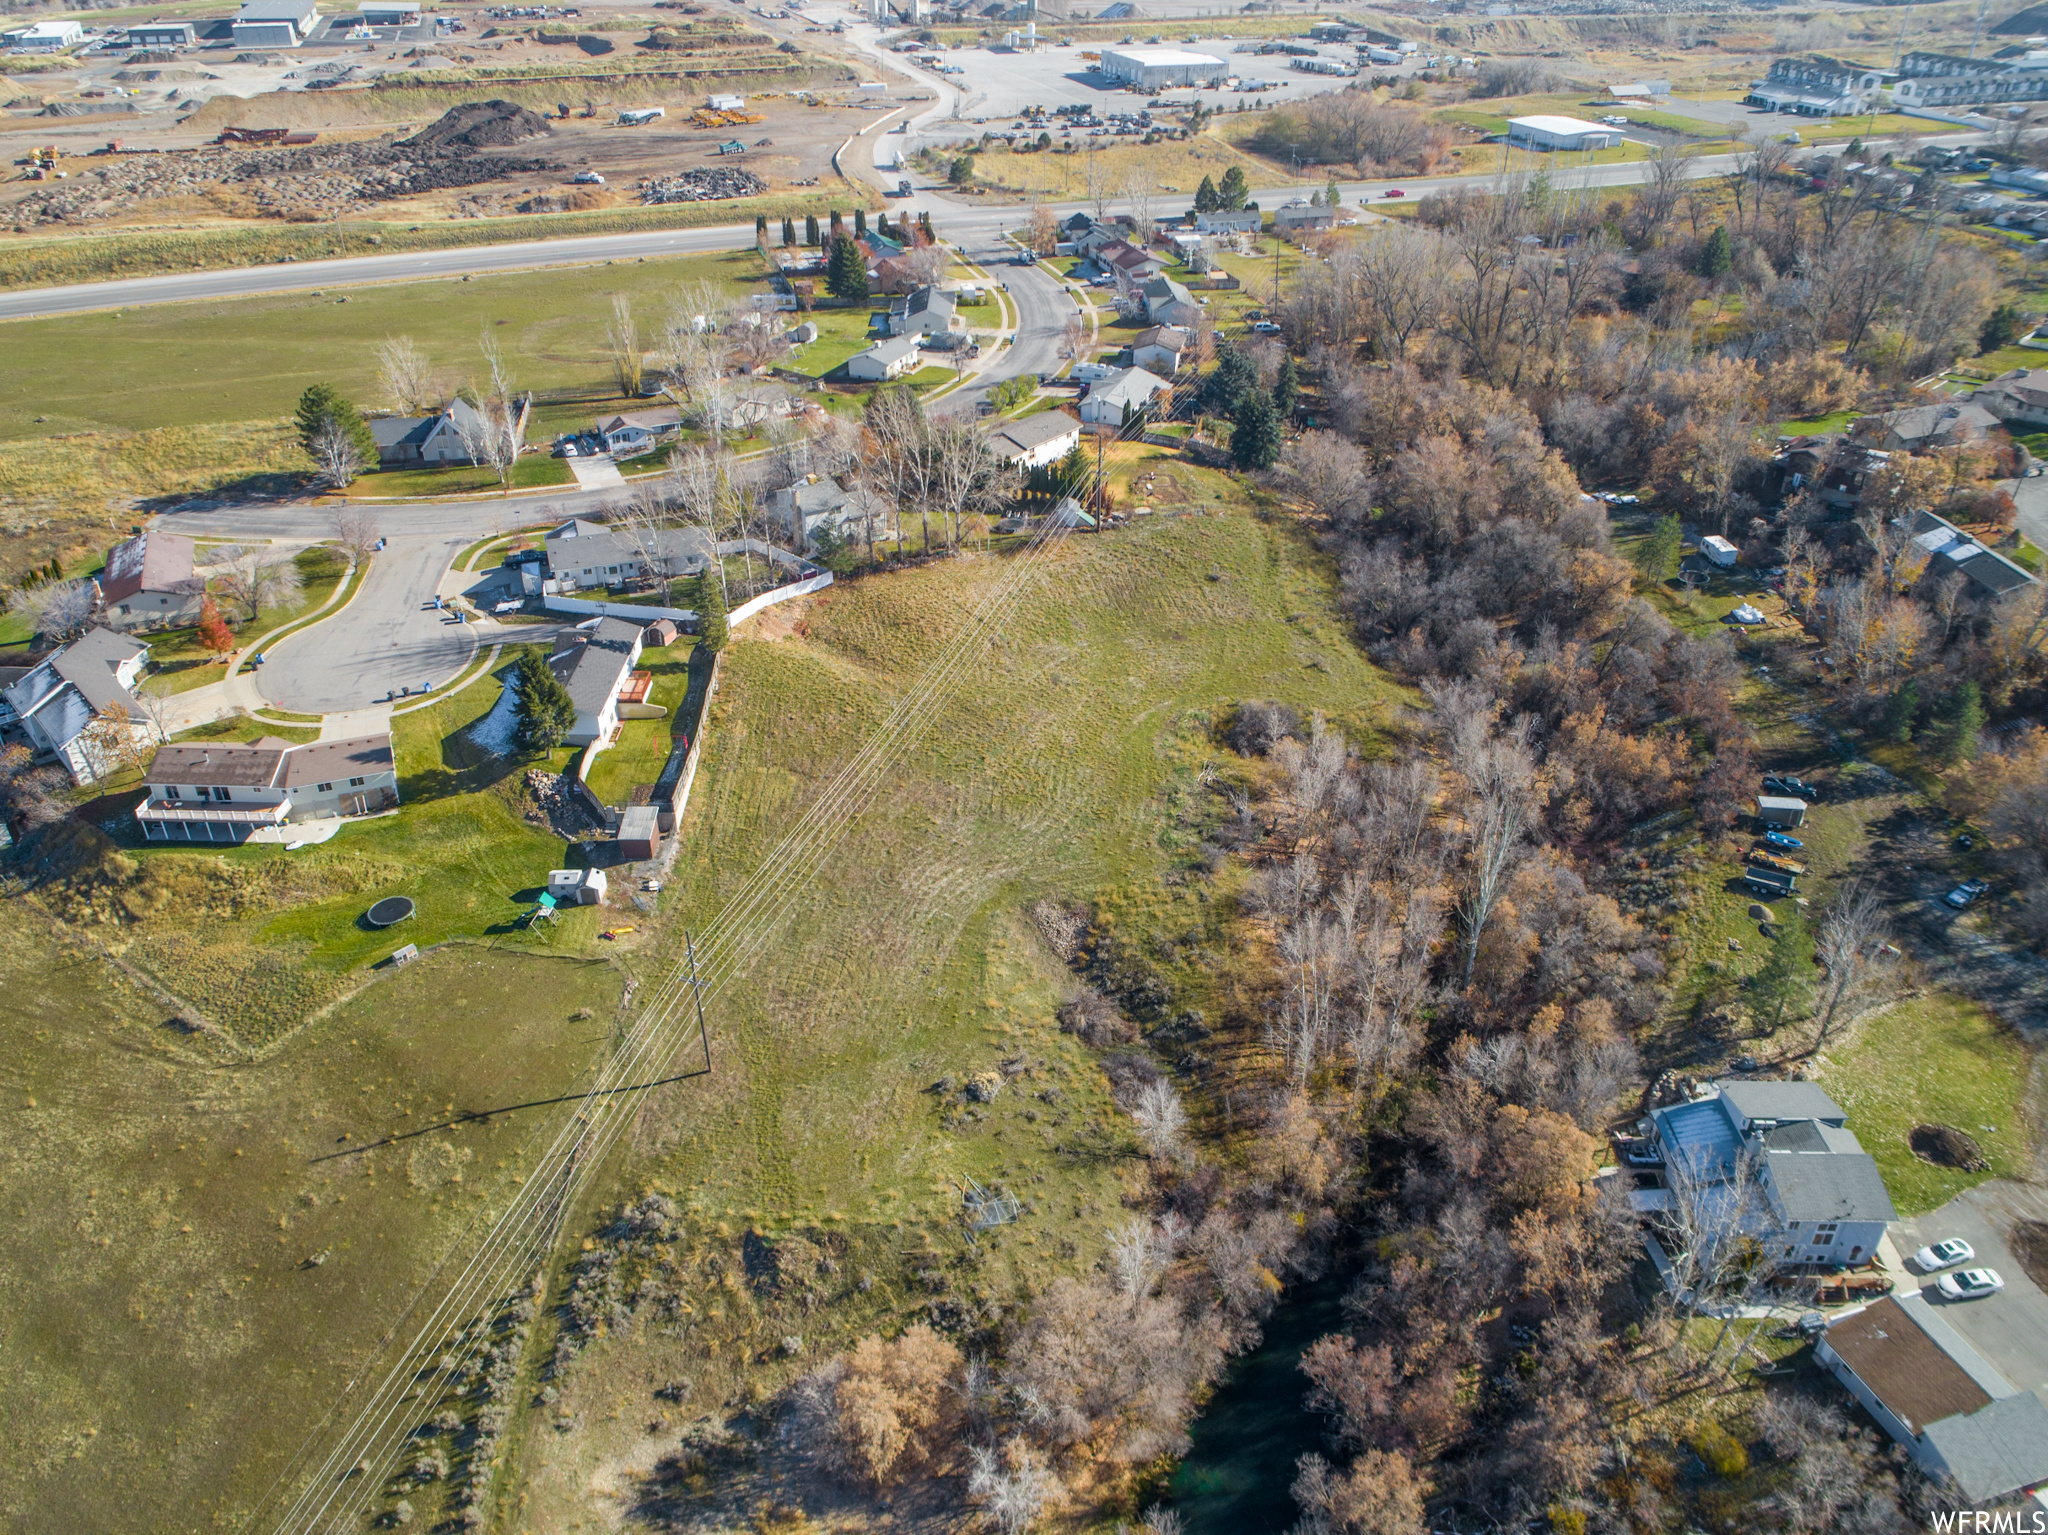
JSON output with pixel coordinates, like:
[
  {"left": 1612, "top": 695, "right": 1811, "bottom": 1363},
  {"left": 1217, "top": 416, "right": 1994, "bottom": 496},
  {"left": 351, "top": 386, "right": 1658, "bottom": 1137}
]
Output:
[{"left": 1889, "top": 1179, "right": 2048, "bottom": 1395}]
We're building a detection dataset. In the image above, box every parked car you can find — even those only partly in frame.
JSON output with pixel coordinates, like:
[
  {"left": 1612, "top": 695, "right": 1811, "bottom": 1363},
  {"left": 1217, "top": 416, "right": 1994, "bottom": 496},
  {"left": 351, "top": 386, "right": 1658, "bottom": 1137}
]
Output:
[
  {"left": 1913, "top": 1238, "right": 1975, "bottom": 1272},
  {"left": 1762, "top": 774, "right": 1820, "bottom": 801},
  {"left": 1763, "top": 830, "right": 1804, "bottom": 850},
  {"left": 1937, "top": 1267, "right": 2004, "bottom": 1300},
  {"left": 1944, "top": 879, "right": 1991, "bottom": 910},
  {"left": 1251, "top": 320, "right": 1282, "bottom": 334}
]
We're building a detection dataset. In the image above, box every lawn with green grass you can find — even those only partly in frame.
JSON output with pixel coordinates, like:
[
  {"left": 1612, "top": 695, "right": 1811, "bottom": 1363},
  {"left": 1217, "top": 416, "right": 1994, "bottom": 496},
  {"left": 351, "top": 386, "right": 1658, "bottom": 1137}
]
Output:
[
  {"left": 135, "top": 544, "right": 350, "bottom": 694},
  {"left": 351, "top": 454, "right": 572, "bottom": 499},
  {"left": 0, "top": 249, "right": 771, "bottom": 441},
  {"left": 1776, "top": 409, "right": 1858, "bottom": 437},
  {"left": 582, "top": 640, "right": 695, "bottom": 806},
  {"left": 1817, "top": 991, "right": 2033, "bottom": 1216},
  {"left": 782, "top": 305, "right": 883, "bottom": 380}
]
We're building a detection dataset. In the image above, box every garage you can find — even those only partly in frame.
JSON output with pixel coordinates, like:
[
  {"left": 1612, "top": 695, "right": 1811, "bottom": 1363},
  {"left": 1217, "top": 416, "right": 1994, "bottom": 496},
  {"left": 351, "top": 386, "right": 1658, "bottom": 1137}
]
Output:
[
  {"left": 1097, "top": 47, "right": 1228, "bottom": 91},
  {"left": 1506, "top": 114, "right": 1621, "bottom": 152}
]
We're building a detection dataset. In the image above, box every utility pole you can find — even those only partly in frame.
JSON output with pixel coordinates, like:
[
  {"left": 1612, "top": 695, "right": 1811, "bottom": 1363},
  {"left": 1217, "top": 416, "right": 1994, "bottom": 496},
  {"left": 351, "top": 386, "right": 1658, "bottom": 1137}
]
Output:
[
  {"left": 1969, "top": 0, "right": 1989, "bottom": 58},
  {"left": 685, "top": 930, "right": 713, "bottom": 1074}
]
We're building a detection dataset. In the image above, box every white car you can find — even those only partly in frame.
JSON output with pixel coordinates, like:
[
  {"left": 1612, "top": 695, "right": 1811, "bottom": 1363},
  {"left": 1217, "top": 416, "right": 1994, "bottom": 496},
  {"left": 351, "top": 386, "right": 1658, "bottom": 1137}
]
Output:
[
  {"left": 1914, "top": 1238, "right": 1975, "bottom": 1272},
  {"left": 1937, "top": 1267, "right": 2004, "bottom": 1301}
]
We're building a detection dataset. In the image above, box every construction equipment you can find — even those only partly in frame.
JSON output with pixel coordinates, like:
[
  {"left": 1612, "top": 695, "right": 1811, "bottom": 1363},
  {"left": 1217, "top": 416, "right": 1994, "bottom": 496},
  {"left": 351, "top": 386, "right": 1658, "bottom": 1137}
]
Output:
[{"left": 687, "top": 106, "right": 764, "bottom": 128}]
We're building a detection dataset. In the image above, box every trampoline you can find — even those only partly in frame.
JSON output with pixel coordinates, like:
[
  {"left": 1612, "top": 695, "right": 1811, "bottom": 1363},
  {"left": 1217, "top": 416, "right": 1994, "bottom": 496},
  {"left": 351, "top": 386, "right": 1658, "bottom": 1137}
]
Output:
[{"left": 366, "top": 896, "right": 416, "bottom": 928}]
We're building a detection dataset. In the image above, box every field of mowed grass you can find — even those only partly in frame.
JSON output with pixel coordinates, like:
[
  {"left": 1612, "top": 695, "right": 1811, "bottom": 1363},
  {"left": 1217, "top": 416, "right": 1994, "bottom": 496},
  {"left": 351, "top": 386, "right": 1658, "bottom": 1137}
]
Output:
[
  {"left": 1817, "top": 991, "right": 2034, "bottom": 1216},
  {"left": 512, "top": 503, "right": 1409, "bottom": 1525},
  {"left": 0, "top": 249, "right": 769, "bottom": 441},
  {"left": 0, "top": 918, "right": 625, "bottom": 1534}
]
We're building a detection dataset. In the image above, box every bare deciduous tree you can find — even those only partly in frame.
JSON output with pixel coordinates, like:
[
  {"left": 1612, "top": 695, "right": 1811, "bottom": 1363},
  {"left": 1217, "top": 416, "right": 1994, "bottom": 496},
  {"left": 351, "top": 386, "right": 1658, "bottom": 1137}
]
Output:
[
  {"left": 454, "top": 336, "right": 526, "bottom": 486},
  {"left": 608, "top": 293, "right": 643, "bottom": 398},
  {"left": 1812, "top": 880, "right": 1894, "bottom": 1051},
  {"left": 375, "top": 334, "right": 437, "bottom": 414},
  {"left": 331, "top": 509, "right": 381, "bottom": 569},
  {"left": 217, "top": 547, "right": 304, "bottom": 622},
  {"left": 1024, "top": 202, "right": 1060, "bottom": 257},
  {"left": 310, "top": 419, "right": 368, "bottom": 488},
  {"left": 76, "top": 700, "right": 145, "bottom": 782},
  {"left": 1128, "top": 1080, "right": 1188, "bottom": 1162},
  {"left": 8, "top": 577, "right": 98, "bottom": 642},
  {"left": 967, "top": 1440, "right": 1060, "bottom": 1534}
]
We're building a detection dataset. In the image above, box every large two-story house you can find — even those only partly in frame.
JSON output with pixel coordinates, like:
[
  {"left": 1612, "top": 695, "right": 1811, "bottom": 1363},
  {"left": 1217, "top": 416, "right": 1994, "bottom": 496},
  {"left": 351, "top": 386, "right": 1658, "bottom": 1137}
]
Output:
[
  {"left": 0, "top": 626, "right": 152, "bottom": 784},
  {"left": 134, "top": 733, "right": 398, "bottom": 842}
]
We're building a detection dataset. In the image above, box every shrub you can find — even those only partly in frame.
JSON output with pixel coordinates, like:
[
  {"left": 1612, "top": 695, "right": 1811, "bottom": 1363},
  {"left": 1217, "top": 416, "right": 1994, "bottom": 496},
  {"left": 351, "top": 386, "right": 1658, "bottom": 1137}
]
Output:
[{"left": 1690, "top": 1420, "right": 1749, "bottom": 1480}]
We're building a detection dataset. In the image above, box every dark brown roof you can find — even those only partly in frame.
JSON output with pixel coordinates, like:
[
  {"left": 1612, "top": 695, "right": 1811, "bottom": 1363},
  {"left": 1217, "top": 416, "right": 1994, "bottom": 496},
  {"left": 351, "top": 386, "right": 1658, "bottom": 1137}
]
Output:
[
  {"left": 279, "top": 734, "right": 395, "bottom": 787},
  {"left": 1824, "top": 1297, "right": 1992, "bottom": 1434},
  {"left": 146, "top": 740, "right": 286, "bottom": 787},
  {"left": 100, "top": 530, "right": 201, "bottom": 605}
]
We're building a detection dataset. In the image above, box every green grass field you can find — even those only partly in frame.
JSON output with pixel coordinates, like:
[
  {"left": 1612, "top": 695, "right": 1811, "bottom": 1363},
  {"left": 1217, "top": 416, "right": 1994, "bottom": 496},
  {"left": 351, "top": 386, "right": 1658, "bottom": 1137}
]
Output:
[{"left": 1817, "top": 991, "right": 2032, "bottom": 1216}]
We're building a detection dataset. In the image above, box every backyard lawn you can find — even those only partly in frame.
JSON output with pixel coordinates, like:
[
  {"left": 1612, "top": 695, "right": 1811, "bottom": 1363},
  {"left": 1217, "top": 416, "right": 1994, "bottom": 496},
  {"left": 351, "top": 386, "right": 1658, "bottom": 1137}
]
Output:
[
  {"left": 583, "top": 639, "right": 696, "bottom": 806},
  {"left": 1817, "top": 991, "right": 2033, "bottom": 1217}
]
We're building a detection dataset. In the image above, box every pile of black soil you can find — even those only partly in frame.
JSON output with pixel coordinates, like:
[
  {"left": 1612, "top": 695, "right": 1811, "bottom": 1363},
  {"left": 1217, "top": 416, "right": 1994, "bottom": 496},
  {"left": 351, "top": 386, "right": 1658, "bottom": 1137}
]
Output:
[
  {"left": 404, "top": 100, "right": 553, "bottom": 152},
  {"left": 1909, "top": 1123, "right": 1991, "bottom": 1172},
  {"left": 2011, "top": 1221, "right": 2048, "bottom": 1293}
]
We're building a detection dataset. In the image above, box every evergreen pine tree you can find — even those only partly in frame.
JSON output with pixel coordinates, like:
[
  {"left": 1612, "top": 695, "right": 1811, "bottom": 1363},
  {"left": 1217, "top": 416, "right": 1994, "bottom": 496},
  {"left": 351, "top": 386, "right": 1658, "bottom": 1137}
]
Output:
[
  {"left": 1194, "top": 174, "right": 1220, "bottom": 212},
  {"left": 1937, "top": 679, "right": 1986, "bottom": 764},
  {"left": 1982, "top": 301, "right": 2024, "bottom": 355},
  {"left": 756, "top": 213, "right": 769, "bottom": 243},
  {"left": 805, "top": 213, "right": 821, "bottom": 246},
  {"left": 1273, "top": 353, "right": 1298, "bottom": 419},
  {"left": 782, "top": 215, "right": 797, "bottom": 246},
  {"left": 1881, "top": 679, "right": 1921, "bottom": 744},
  {"left": 1203, "top": 345, "right": 1256, "bottom": 415},
  {"left": 1749, "top": 907, "right": 1809, "bottom": 1036},
  {"left": 826, "top": 235, "right": 869, "bottom": 303},
  {"left": 294, "top": 383, "right": 377, "bottom": 465},
  {"left": 695, "top": 567, "right": 729, "bottom": 653},
  {"left": 1699, "top": 224, "right": 1733, "bottom": 280},
  {"left": 1232, "top": 387, "right": 1282, "bottom": 472},
  {"left": 1218, "top": 164, "right": 1249, "bottom": 211},
  {"left": 854, "top": 208, "right": 867, "bottom": 236},
  {"left": 1633, "top": 514, "right": 1682, "bottom": 585},
  {"left": 513, "top": 650, "right": 576, "bottom": 752}
]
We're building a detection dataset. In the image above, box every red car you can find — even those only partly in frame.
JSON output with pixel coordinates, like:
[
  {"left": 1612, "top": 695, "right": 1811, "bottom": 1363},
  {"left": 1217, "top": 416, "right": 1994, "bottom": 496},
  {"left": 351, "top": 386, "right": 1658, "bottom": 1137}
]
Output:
[{"left": 1382, "top": 188, "right": 1404, "bottom": 198}]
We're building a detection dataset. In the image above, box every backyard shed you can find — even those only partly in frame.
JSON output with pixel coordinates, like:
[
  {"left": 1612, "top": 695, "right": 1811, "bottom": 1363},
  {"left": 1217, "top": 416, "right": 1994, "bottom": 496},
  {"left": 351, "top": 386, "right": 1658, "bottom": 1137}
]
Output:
[
  {"left": 643, "top": 618, "right": 679, "bottom": 647},
  {"left": 547, "top": 868, "right": 607, "bottom": 906},
  {"left": 618, "top": 804, "right": 662, "bottom": 861},
  {"left": 1756, "top": 795, "right": 1808, "bottom": 827}
]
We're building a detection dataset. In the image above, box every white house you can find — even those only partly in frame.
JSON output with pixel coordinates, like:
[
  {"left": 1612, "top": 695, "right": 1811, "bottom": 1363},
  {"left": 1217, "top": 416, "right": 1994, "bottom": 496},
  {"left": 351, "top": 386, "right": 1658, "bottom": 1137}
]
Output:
[
  {"left": 1193, "top": 208, "right": 1261, "bottom": 235},
  {"left": 135, "top": 733, "right": 399, "bottom": 842},
  {"left": 1817, "top": 1296, "right": 2048, "bottom": 1504},
  {"left": 370, "top": 395, "right": 530, "bottom": 466},
  {"left": 0, "top": 627, "right": 151, "bottom": 784},
  {"left": 98, "top": 529, "right": 207, "bottom": 631},
  {"left": 765, "top": 476, "right": 896, "bottom": 551},
  {"left": 536, "top": 521, "right": 705, "bottom": 590},
  {"left": 988, "top": 409, "right": 1082, "bottom": 470},
  {"left": 550, "top": 617, "right": 645, "bottom": 746},
  {"left": 596, "top": 407, "right": 682, "bottom": 457},
  {"left": 1132, "top": 324, "right": 1192, "bottom": 375},
  {"left": 1646, "top": 1081, "right": 1896, "bottom": 1269},
  {"left": 846, "top": 334, "right": 922, "bottom": 382},
  {"left": 1506, "top": 114, "right": 1620, "bottom": 151},
  {"left": 885, "top": 286, "right": 958, "bottom": 337},
  {"left": 1079, "top": 367, "right": 1171, "bottom": 426}
]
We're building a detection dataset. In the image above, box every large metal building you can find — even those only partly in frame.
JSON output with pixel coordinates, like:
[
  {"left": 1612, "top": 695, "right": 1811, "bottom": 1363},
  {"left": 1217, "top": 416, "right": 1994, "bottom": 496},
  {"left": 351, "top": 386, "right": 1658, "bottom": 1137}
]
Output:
[
  {"left": 1505, "top": 114, "right": 1620, "bottom": 151},
  {"left": 230, "top": 0, "right": 319, "bottom": 47},
  {"left": 1097, "top": 47, "right": 1227, "bottom": 89}
]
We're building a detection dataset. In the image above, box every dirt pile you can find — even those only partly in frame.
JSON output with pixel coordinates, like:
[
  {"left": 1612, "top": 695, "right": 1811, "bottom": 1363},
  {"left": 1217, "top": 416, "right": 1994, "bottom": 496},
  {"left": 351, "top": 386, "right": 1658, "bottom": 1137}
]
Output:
[
  {"left": 1908, "top": 1123, "right": 1991, "bottom": 1171},
  {"left": 642, "top": 166, "right": 764, "bottom": 204},
  {"left": 6, "top": 102, "right": 562, "bottom": 227},
  {"left": 402, "top": 98, "right": 551, "bottom": 151}
]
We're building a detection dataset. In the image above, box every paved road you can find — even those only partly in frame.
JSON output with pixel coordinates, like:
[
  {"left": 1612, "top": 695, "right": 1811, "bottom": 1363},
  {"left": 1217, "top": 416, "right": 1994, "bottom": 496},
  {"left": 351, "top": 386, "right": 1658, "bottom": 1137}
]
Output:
[
  {"left": 0, "top": 131, "right": 1993, "bottom": 322},
  {"left": 933, "top": 253, "right": 1078, "bottom": 419}
]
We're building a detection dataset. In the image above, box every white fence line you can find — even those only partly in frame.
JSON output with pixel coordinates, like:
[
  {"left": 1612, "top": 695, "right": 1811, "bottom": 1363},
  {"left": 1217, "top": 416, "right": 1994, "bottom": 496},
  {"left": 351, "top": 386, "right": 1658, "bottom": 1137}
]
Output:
[{"left": 543, "top": 595, "right": 693, "bottom": 622}]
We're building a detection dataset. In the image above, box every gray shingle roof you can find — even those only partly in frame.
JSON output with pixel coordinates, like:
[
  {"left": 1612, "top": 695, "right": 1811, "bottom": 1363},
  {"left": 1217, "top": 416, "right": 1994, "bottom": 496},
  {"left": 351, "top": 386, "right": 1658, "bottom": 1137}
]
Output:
[
  {"left": 1714, "top": 1080, "right": 1848, "bottom": 1127},
  {"left": 554, "top": 618, "right": 642, "bottom": 718},
  {"left": 1922, "top": 1392, "right": 2048, "bottom": 1504},
  {"left": 1764, "top": 1148, "right": 1897, "bottom": 1223},
  {"left": 51, "top": 627, "right": 147, "bottom": 714}
]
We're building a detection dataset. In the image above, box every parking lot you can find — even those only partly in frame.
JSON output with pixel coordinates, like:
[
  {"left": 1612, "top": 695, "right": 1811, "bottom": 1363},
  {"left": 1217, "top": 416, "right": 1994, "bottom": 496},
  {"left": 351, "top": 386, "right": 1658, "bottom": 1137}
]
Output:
[{"left": 1887, "top": 1180, "right": 2048, "bottom": 1397}]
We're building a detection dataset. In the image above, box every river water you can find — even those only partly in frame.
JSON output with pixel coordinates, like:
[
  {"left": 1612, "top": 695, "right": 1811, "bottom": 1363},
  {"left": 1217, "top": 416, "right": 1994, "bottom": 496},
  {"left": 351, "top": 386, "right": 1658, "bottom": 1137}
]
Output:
[{"left": 1164, "top": 1278, "right": 1350, "bottom": 1533}]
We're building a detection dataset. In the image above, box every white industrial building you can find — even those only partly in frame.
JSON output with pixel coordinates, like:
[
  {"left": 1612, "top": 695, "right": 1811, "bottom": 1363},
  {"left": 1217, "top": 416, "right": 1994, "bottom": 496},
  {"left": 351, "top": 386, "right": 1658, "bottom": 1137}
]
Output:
[
  {"left": 2, "top": 18, "right": 84, "bottom": 49},
  {"left": 231, "top": 0, "right": 320, "bottom": 47},
  {"left": 1097, "top": 47, "right": 1227, "bottom": 89},
  {"left": 1506, "top": 115, "right": 1620, "bottom": 151}
]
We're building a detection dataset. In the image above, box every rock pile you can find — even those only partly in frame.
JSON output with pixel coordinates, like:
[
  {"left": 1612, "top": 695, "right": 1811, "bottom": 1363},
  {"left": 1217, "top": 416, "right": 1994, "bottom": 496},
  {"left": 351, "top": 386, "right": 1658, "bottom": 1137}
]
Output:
[
  {"left": 523, "top": 769, "right": 601, "bottom": 841},
  {"left": 641, "top": 165, "right": 764, "bottom": 204},
  {"left": 8, "top": 100, "right": 560, "bottom": 227}
]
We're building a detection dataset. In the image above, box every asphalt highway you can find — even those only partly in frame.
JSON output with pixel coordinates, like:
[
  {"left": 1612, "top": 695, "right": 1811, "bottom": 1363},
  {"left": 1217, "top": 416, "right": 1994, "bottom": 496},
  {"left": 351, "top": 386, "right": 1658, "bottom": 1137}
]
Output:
[{"left": 0, "top": 131, "right": 1990, "bottom": 323}]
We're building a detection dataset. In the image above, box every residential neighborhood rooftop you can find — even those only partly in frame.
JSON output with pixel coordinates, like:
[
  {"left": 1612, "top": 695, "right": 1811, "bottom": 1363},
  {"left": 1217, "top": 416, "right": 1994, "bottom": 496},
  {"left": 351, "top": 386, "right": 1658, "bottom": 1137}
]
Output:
[{"left": 1823, "top": 1297, "right": 1992, "bottom": 1435}]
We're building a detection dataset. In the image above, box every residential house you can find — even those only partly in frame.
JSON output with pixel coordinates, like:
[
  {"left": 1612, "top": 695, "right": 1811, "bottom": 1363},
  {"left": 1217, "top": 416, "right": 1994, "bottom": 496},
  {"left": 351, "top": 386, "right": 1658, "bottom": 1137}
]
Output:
[
  {"left": 1194, "top": 207, "right": 1262, "bottom": 235},
  {"left": 134, "top": 733, "right": 399, "bottom": 843},
  {"left": 1272, "top": 199, "right": 1335, "bottom": 234},
  {"left": 596, "top": 407, "right": 683, "bottom": 457},
  {"left": 1643, "top": 1081, "right": 1895, "bottom": 1268},
  {"left": 1068, "top": 221, "right": 1124, "bottom": 259},
  {"left": 1079, "top": 366, "right": 1171, "bottom": 426},
  {"left": 1141, "top": 276, "right": 1202, "bottom": 328},
  {"left": 1132, "top": 324, "right": 1192, "bottom": 375},
  {"left": 1969, "top": 367, "right": 2048, "bottom": 431},
  {"left": 846, "top": 334, "right": 923, "bottom": 382},
  {"left": 1849, "top": 399, "right": 2001, "bottom": 454},
  {"left": 765, "top": 476, "right": 896, "bottom": 551},
  {"left": 549, "top": 617, "right": 646, "bottom": 746},
  {"left": 1904, "top": 511, "right": 2039, "bottom": 602},
  {"left": 886, "top": 286, "right": 959, "bottom": 337},
  {"left": 534, "top": 521, "right": 704, "bottom": 591},
  {"left": 1744, "top": 54, "right": 1894, "bottom": 115},
  {"left": 1818, "top": 1296, "right": 2048, "bottom": 1503},
  {"left": 98, "top": 530, "right": 206, "bottom": 631},
  {"left": 1096, "top": 239, "right": 1167, "bottom": 283},
  {"left": 370, "top": 395, "right": 531, "bottom": 466},
  {"left": 1891, "top": 47, "right": 2048, "bottom": 111},
  {"left": 988, "top": 409, "right": 1082, "bottom": 470},
  {"left": 873, "top": 252, "right": 927, "bottom": 294},
  {"left": 0, "top": 626, "right": 151, "bottom": 784}
]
